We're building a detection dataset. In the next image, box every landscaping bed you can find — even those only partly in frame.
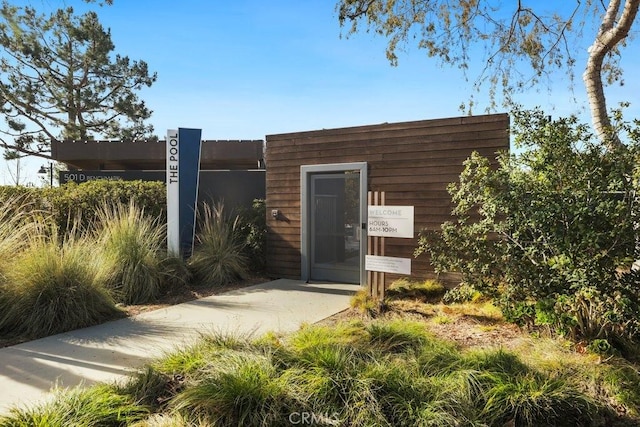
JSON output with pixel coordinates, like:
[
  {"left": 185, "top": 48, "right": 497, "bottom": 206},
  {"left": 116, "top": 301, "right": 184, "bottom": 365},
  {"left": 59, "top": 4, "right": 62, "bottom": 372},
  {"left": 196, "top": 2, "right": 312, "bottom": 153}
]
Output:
[{"left": 2, "top": 281, "right": 639, "bottom": 427}]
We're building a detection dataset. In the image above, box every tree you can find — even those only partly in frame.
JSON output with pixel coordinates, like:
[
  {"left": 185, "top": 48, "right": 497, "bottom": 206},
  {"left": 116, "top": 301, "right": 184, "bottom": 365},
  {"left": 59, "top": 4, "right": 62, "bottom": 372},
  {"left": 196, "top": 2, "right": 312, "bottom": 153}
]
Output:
[
  {"left": 416, "top": 109, "right": 640, "bottom": 347},
  {"left": 337, "top": 0, "right": 639, "bottom": 147},
  {"left": 0, "top": 2, "right": 156, "bottom": 159}
]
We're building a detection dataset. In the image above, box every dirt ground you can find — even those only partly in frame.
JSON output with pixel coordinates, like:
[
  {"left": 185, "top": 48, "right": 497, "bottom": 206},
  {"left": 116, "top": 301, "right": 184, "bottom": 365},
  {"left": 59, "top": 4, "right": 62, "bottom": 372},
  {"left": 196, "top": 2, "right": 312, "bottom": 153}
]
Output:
[
  {"left": 318, "top": 300, "right": 529, "bottom": 352},
  {"left": 2, "top": 279, "right": 530, "bottom": 353}
]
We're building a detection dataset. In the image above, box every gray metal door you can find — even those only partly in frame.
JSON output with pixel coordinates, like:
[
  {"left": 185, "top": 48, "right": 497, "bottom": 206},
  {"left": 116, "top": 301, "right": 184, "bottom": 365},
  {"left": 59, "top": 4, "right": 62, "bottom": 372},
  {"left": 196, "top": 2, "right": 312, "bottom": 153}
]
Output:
[{"left": 310, "top": 172, "right": 360, "bottom": 283}]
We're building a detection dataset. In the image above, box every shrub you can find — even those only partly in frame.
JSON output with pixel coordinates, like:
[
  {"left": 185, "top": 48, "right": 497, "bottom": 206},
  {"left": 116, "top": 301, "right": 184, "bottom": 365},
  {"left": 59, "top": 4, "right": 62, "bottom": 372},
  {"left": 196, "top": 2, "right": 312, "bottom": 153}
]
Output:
[
  {"left": 0, "top": 231, "right": 122, "bottom": 339},
  {"left": 0, "top": 180, "right": 166, "bottom": 236},
  {"left": 481, "top": 372, "right": 596, "bottom": 426},
  {"left": 236, "top": 199, "right": 267, "bottom": 273},
  {"left": 188, "top": 202, "right": 248, "bottom": 287},
  {"left": 366, "top": 320, "right": 433, "bottom": 353},
  {"left": 47, "top": 180, "right": 166, "bottom": 233},
  {"left": 117, "top": 367, "right": 181, "bottom": 411},
  {"left": 95, "top": 201, "right": 166, "bottom": 305},
  {"left": 416, "top": 108, "right": 640, "bottom": 346},
  {"left": 350, "top": 288, "right": 379, "bottom": 315},
  {"left": 158, "top": 254, "right": 191, "bottom": 295},
  {"left": 442, "top": 282, "right": 482, "bottom": 304}
]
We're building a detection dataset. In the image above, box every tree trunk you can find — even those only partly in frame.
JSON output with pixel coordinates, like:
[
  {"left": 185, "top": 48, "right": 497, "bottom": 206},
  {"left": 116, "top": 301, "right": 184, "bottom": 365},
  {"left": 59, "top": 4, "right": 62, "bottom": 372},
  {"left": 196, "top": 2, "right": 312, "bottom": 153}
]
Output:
[{"left": 584, "top": 0, "right": 640, "bottom": 148}]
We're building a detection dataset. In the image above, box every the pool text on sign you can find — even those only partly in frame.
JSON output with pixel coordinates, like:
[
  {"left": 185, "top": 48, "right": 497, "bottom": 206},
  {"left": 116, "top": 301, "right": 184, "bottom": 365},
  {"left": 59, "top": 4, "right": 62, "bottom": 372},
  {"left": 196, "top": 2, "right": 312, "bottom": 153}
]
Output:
[
  {"left": 166, "top": 128, "right": 202, "bottom": 257},
  {"left": 166, "top": 130, "right": 180, "bottom": 255},
  {"left": 367, "top": 206, "right": 414, "bottom": 238}
]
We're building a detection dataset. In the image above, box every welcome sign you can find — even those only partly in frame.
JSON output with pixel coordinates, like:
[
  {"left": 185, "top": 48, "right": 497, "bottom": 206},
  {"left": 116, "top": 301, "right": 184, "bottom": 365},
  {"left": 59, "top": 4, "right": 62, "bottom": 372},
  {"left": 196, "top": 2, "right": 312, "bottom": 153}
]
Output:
[
  {"left": 367, "top": 206, "right": 414, "bottom": 238},
  {"left": 167, "top": 128, "right": 202, "bottom": 256}
]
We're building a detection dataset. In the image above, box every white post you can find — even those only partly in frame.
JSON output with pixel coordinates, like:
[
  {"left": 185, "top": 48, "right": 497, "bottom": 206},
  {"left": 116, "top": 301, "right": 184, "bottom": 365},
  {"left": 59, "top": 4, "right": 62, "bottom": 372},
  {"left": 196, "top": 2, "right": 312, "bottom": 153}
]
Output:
[{"left": 166, "top": 129, "right": 180, "bottom": 255}]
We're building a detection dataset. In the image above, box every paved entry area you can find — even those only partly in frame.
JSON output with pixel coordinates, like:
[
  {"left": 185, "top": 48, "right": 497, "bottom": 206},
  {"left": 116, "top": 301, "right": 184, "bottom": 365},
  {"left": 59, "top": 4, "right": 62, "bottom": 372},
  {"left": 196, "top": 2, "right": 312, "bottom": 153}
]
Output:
[{"left": 0, "top": 279, "right": 360, "bottom": 415}]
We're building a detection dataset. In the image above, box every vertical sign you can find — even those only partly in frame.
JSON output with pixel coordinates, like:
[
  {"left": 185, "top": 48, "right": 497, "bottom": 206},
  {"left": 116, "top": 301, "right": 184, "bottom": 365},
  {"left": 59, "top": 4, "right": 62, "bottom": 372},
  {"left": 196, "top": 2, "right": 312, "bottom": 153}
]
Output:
[
  {"left": 178, "top": 128, "right": 202, "bottom": 256},
  {"left": 166, "top": 129, "right": 180, "bottom": 255},
  {"left": 166, "top": 128, "right": 202, "bottom": 257}
]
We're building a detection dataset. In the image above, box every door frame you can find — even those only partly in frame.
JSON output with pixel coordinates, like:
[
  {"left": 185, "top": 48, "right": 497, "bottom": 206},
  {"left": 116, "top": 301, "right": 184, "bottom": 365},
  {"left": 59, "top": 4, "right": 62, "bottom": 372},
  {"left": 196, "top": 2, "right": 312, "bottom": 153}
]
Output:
[{"left": 300, "top": 162, "right": 367, "bottom": 285}]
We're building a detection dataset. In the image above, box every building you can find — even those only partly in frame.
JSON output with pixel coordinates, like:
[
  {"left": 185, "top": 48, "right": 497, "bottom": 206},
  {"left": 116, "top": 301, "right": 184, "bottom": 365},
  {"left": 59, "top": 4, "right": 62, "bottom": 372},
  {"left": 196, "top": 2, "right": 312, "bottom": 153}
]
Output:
[
  {"left": 265, "top": 113, "right": 509, "bottom": 287},
  {"left": 51, "top": 139, "right": 266, "bottom": 211},
  {"left": 51, "top": 113, "right": 510, "bottom": 288}
]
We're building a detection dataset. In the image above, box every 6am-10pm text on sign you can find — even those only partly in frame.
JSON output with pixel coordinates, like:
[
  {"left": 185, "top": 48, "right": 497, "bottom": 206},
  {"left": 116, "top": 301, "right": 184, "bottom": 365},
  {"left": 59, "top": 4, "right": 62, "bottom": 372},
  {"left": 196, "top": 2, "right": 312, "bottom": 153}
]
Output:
[{"left": 367, "top": 206, "right": 414, "bottom": 238}]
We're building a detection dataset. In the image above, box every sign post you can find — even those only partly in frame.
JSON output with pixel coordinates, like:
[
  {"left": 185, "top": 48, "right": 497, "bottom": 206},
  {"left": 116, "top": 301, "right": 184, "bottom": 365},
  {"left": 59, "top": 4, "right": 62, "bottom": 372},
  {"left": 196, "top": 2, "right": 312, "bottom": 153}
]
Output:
[
  {"left": 366, "top": 196, "right": 415, "bottom": 299},
  {"left": 166, "top": 128, "right": 202, "bottom": 257}
]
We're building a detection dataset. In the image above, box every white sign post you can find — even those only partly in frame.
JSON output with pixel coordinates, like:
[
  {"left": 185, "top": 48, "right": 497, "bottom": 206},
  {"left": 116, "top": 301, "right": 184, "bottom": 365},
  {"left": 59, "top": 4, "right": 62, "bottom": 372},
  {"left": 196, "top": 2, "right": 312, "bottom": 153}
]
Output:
[{"left": 166, "top": 129, "right": 180, "bottom": 255}]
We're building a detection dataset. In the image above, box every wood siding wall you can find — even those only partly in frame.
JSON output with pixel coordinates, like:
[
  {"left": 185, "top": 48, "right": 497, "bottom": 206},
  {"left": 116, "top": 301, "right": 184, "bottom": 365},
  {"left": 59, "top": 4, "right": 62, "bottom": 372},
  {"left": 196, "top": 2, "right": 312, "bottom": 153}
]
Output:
[{"left": 265, "top": 113, "right": 510, "bottom": 285}]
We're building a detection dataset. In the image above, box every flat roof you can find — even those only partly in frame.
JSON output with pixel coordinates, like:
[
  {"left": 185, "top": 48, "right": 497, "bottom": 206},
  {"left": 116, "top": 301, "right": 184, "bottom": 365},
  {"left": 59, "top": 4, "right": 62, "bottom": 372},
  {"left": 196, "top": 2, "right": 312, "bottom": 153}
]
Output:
[{"left": 51, "top": 139, "right": 264, "bottom": 170}]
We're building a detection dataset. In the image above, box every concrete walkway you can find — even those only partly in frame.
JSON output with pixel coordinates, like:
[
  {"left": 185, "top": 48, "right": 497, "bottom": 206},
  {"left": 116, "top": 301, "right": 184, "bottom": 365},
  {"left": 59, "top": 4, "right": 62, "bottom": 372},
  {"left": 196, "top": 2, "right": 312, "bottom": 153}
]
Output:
[{"left": 0, "top": 279, "right": 360, "bottom": 415}]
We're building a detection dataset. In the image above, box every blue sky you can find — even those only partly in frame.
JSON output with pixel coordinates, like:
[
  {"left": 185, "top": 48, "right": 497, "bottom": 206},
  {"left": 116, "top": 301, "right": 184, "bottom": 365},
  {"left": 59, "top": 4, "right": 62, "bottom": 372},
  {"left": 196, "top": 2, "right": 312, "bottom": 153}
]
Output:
[{"left": 1, "top": 0, "right": 639, "bottom": 184}]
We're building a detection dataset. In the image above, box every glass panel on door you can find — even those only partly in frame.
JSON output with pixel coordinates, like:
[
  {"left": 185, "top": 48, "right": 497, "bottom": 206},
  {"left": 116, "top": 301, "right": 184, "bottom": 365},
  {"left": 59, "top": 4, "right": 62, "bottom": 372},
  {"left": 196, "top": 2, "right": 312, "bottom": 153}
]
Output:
[{"left": 310, "top": 171, "right": 360, "bottom": 283}]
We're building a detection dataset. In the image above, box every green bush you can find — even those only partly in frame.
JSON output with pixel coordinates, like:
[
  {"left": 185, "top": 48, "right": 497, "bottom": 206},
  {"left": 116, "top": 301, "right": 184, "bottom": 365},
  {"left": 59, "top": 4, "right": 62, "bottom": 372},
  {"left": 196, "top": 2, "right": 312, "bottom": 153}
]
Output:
[
  {"left": 188, "top": 202, "right": 249, "bottom": 287},
  {"left": 0, "top": 231, "right": 122, "bottom": 339},
  {"left": 237, "top": 199, "right": 267, "bottom": 273},
  {"left": 95, "top": 200, "right": 166, "bottom": 305},
  {"left": 48, "top": 180, "right": 166, "bottom": 233},
  {"left": 0, "top": 180, "right": 166, "bottom": 235},
  {"left": 442, "top": 282, "right": 482, "bottom": 304},
  {"left": 172, "top": 354, "right": 290, "bottom": 426},
  {"left": 416, "top": 108, "right": 640, "bottom": 347}
]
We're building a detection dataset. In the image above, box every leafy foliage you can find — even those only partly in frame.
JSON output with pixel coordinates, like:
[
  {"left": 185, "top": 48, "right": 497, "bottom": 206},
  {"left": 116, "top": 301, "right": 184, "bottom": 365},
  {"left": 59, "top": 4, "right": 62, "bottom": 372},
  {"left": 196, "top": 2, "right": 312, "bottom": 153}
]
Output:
[
  {"left": 236, "top": 199, "right": 267, "bottom": 273},
  {"left": 0, "top": 180, "right": 166, "bottom": 234},
  {"left": 337, "top": 0, "right": 640, "bottom": 143},
  {"left": 416, "top": 108, "right": 640, "bottom": 347},
  {"left": 442, "top": 282, "right": 482, "bottom": 304},
  {"left": 0, "top": 2, "right": 156, "bottom": 158}
]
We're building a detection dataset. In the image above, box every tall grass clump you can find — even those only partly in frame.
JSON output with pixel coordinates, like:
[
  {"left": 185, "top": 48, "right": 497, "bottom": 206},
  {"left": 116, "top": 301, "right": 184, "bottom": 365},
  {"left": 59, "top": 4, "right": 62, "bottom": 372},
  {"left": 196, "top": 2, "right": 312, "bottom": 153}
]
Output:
[
  {"left": 0, "top": 230, "right": 122, "bottom": 339},
  {"left": 0, "top": 195, "right": 39, "bottom": 273},
  {"left": 172, "top": 353, "right": 290, "bottom": 426},
  {"left": 95, "top": 200, "right": 166, "bottom": 305},
  {"left": 0, "top": 384, "right": 148, "bottom": 426},
  {"left": 188, "top": 202, "right": 248, "bottom": 287}
]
